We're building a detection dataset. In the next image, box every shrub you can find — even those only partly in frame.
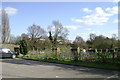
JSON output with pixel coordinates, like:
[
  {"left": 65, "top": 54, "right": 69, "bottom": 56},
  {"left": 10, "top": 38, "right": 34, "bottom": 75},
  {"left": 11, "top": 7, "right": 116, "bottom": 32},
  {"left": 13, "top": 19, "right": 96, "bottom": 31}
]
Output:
[{"left": 20, "top": 40, "right": 28, "bottom": 55}]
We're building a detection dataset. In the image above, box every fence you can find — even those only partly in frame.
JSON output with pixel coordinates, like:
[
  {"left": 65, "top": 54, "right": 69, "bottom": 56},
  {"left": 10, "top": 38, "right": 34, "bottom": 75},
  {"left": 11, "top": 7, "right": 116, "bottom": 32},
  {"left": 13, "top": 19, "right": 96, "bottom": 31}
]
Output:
[
  {"left": 49, "top": 48, "right": 119, "bottom": 63},
  {"left": 28, "top": 47, "right": 120, "bottom": 63}
]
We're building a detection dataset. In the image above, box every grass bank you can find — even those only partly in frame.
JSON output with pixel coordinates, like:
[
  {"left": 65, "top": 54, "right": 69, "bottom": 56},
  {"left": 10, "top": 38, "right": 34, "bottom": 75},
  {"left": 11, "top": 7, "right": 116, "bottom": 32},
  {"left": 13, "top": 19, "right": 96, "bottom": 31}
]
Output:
[
  {"left": 19, "top": 54, "right": 120, "bottom": 71},
  {"left": 2, "top": 44, "right": 18, "bottom": 51}
]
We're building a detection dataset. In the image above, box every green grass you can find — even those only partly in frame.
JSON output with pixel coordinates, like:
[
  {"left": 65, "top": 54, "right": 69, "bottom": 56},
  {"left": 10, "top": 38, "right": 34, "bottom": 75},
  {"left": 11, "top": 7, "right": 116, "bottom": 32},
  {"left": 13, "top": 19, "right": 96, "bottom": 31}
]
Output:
[
  {"left": 2, "top": 44, "right": 18, "bottom": 51},
  {"left": 19, "top": 54, "right": 120, "bottom": 70}
]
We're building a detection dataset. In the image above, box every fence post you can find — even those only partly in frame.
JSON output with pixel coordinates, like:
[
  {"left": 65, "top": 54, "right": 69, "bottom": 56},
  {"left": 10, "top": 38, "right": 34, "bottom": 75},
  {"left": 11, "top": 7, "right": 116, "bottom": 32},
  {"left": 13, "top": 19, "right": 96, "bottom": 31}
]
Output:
[
  {"left": 117, "top": 49, "right": 120, "bottom": 62},
  {"left": 112, "top": 52, "right": 115, "bottom": 63}
]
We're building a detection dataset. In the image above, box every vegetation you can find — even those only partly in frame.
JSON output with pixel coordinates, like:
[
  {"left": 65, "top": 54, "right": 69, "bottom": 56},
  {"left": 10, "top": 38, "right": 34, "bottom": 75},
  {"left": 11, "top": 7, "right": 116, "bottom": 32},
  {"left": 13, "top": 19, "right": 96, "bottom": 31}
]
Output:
[
  {"left": 2, "top": 44, "right": 18, "bottom": 50},
  {"left": 48, "top": 21, "right": 69, "bottom": 58},
  {"left": 86, "top": 34, "right": 118, "bottom": 49},
  {"left": 1, "top": 9, "right": 10, "bottom": 43},
  {"left": 1, "top": 9, "right": 119, "bottom": 70},
  {"left": 27, "top": 24, "right": 46, "bottom": 51},
  {"left": 19, "top": 54, "right": 120, "bottom": 70},
  {"left": 20, "top": 40, "right": 28, "bottom": 55}
]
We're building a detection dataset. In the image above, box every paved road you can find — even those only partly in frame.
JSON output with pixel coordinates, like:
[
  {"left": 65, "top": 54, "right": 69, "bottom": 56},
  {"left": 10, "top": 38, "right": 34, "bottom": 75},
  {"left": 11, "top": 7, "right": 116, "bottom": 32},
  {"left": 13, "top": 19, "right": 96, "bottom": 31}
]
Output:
[{"left": 0, "top": 59, "right": 120, "bottom": 78}]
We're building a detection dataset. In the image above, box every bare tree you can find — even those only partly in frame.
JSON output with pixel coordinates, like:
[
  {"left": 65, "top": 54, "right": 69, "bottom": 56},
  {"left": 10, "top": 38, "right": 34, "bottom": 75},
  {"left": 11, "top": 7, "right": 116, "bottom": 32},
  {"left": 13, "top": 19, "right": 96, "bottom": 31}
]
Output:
[
  {"left": 9, "top": 34, "right": 16, "bottom": 44},
  {"left": 28, "top": 24, "right": 46, "bottom": 39},
  {"left": 48, "top": 21, "right": 69, "bottom": 58},
  {"left": 27, "top": 24, "right": 46, "bottom": 50},
  {"left": 48, "top": 21, "right": 68, "bottom": 47},
  {"left": 0, "top": 22, "right": 2, "bottom": 44},
  {"left": 2, "top": 9, "right": 10, "bottom": 43}
]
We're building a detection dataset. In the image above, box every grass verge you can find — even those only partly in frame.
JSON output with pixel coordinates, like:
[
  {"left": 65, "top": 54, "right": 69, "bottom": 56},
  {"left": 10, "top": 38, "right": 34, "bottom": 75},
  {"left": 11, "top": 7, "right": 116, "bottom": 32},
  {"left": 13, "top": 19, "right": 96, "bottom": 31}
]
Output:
[{"left": 18, "top": 55, "right": 120, "bottom": 71}]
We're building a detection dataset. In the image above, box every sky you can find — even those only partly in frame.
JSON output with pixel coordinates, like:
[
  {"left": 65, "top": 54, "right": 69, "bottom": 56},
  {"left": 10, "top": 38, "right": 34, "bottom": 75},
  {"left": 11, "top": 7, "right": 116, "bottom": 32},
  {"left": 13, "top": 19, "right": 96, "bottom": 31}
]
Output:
[{"left": 2, "top": 2, "right": 119, "bottom": 41}]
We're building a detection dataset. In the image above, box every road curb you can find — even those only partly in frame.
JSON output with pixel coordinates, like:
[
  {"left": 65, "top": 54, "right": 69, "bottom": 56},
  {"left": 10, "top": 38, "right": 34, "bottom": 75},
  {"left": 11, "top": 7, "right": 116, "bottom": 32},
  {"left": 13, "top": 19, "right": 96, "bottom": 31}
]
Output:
[{"left": 20, "top": 58, "right": 120, "bottom": 71}]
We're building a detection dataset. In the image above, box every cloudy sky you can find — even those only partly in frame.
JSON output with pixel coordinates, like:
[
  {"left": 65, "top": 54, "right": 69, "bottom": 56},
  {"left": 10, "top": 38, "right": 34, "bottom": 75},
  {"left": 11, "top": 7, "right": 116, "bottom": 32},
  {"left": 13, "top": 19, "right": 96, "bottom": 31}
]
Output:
[{"left": 3, "top": 2, "right": 118, "bottom": 40}]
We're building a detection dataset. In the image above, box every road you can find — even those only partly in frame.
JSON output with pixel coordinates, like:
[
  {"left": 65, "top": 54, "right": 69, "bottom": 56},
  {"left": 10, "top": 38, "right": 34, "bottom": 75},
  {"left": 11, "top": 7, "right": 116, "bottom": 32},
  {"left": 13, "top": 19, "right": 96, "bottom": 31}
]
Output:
[{"left": 0, "top": 58, "right": 120, "bottom": 79}]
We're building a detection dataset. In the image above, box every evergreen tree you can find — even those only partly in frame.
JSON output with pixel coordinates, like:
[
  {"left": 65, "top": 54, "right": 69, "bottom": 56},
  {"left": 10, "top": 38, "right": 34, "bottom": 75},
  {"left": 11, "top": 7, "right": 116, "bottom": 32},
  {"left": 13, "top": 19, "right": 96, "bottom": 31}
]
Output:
[{"left": 20, "top": 40, "right": 28, "bottom": 55}]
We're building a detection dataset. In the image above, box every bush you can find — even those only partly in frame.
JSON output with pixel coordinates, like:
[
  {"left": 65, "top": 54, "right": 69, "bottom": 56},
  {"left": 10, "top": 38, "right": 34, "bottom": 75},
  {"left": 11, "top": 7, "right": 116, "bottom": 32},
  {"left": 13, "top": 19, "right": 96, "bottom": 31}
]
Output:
[{"left": 20, "top": 40, "right": 28, "bottom": 55}]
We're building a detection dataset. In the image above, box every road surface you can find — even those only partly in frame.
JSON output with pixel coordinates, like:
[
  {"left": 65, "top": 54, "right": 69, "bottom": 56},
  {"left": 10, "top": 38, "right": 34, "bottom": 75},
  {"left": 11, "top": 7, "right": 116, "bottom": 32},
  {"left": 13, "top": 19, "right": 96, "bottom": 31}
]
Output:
[{"left": 0, "top": 58, "right": 119, "bottom": 79}]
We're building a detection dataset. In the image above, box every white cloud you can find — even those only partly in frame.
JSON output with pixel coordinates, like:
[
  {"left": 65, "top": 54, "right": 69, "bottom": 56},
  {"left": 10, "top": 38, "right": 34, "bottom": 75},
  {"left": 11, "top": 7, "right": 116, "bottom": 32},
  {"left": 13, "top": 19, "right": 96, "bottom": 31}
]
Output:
[
  {"left": 72, "top": 6, "right": 118, "bottom": 26},
  {"left": 113, "top": 19, "right": 120, "bottom": 23},
  {"left": 5, "top": 7, "right": 18, "bottom": 15},
  {"left": 103, "top": 29, "right": 118, "bottom": 38},
  {"left": 64, "top": 25, "right": 79, "bottom": 30},
  {"left": 91, "top": 31, "right": 101, "bottom": 34},
  {"left": 112, "top": 29, "right": 118, "bottom": 35},
  {"left": 76, "top": 29, "right": 118, "bottom": 41},
  {"left": 113, "top": 19, "right": 118, "bottom": 23},
  {"left": 105, "top": 6, "right": 118, "bottom": 15},
  {"left": 76, "top": 33, "right": 89, "bottom": 41},
  {"left": 48, "top": 25, "right": 79, "bottom": 33},
  {"left": 72, "top": 19, "right": 83, "bottom": 23},
  {"left": 86, "top": 28, "right": 92, "bottom": 31},
  {"left": 95, "top": 7, "right": 104, "bottom": 14},
  {"left": 77, "top": 33, "right": 88, "bottom": 36},
  {"left": 112, "top": 0, "right": 120, "bottom": 3},
  {"left": 76, "top": 30, "right": 101, "bottom": 41},
  {"left": 76, "top": 33, "right": 80, "bottom": 36},
  {"left": 82, "top": 8, "right": 92, "bottom": 13},
  {"left": 0, "top": 8, "right": 1, "bottom": 14}
]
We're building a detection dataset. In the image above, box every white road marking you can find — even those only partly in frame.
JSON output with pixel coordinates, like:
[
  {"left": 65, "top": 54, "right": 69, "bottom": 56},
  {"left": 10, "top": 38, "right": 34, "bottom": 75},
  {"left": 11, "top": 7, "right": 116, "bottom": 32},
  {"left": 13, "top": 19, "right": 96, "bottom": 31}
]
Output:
[
  {"left": 56, "top": 76, "right": 59, "bottom": 78},
  {"left": 104, "top": 73, "right": 119, "bottom": 80}
]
